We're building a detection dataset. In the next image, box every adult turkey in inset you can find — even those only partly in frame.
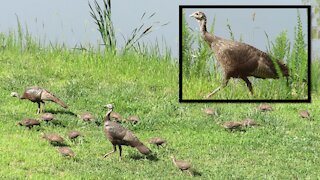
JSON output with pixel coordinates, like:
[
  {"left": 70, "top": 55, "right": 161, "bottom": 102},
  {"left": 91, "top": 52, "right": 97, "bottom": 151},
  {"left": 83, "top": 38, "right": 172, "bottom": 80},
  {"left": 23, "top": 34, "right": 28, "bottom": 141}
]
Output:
[
  {"left": 190, "top": 11, "right": 289, "bottom": 98},
  {"left": 11, "top": 87, "right": 68, "bottom": 114},
  {"left": 102, "top": 104, "right": 151, "bottom": 159}
]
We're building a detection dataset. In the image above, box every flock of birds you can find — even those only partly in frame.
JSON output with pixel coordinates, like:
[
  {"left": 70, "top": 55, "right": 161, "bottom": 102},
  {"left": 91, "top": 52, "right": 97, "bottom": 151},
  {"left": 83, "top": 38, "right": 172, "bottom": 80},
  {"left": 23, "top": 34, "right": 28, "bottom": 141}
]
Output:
[
  {"left": 11, "top": 86, "right": 195, "bottom": 176},
  {"left": 11, "top": 86, "right": 312, "bottom": 176},
  {"left": 8, "top": 10, "right": 309, "bottom": 177}
]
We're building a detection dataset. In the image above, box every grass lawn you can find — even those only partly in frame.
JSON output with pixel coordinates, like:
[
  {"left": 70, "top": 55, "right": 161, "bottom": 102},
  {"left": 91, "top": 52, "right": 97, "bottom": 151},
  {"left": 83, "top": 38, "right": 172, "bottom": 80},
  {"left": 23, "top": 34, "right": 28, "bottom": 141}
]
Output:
[{"left": 0, "top": 41, "right": 320, "bottom": 179}]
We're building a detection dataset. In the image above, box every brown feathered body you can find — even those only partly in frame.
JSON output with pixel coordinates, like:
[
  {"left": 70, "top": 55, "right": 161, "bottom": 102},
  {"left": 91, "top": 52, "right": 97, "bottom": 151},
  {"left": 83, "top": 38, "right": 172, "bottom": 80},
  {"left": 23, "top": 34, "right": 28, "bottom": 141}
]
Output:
[
  {"left": 258, "top": 103, "right": 273, "bottom": 111},
  {"left": 222, "top": 121, "right": 242, "bottom": 131},
  {"left": 41, "top": 113, "right": 54, "bottom": 122},
  {"left": 58, "top": 147, "right": 75, "bottom": 157},
  {"left": 103, "top": 105, "right": 151, "bottom": 157},
  {"left": 110, "top": 112, "right": 123, "bottom": 122},
  {"left": 190, "top": 11, "right": 289, "bottom": 96},
  {"left": 171, "top": 156, "right": 193, "bottom": 176},
  {"left": 149, "top": 137, "right": 166, "bottom": 146},
  {"left": 127, "top": 115, "right": 140, "bottom": 124},
  {"left": 299, "top": 110, "right": 310, "bottom": 119},
  {"left": 203, "top": 34, "right": 289, "bottom": 79},
  {"left": 241, "top": 118, "right": 259, "bottom": 127},
  {"left": 18, "top": 118, "right": 40, "bottom": 129},
  {"left": 13, "top": 87, "right": 67, "bottom": 113},
  {"left": 68, "top": 131, "right": 81, "bottom": 140},
  {"left": 79, "top": 112, "right": 95, "bottom": 122},
  {"left": 42, "top": 133, "right": 64, "bottom": 144}
]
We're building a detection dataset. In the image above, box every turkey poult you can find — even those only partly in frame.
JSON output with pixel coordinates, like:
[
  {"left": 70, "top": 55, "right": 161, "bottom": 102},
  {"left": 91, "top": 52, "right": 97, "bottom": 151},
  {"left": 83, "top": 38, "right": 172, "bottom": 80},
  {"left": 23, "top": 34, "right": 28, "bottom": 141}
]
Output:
[
  {"left": 149, "top": 137, "right": 166, "bottom": 147},
  {"left": 241, "top": 118, "right": 259, "bottom": 127},
  {"left": 171, "top": 156, "right": 193, "bottom": 176},
  {"left": 41, "top": 113, "right": 55, "bottom": 122},
  {"left": 58, "top": 147, "right": 75, "bottom": 157},
  {"left": 11, "top": 87, "right": 68, "bottom": 114},
  {"left": 78, "top": 112, "right": 95, "bottom": 122},
  {"left": 103, "top": 104, "right": 151, "bottom": 159},
  {"left": 110, "top": 111, "right": 123, "bottom": 122},
  {"left": 203, "top": 107, "right": 217, "bottom": 116},
  {"left": 68, "top": 130, "right": 82, "bottom": 140},
  {"left": 190, "top": 11, "right": 289, "bottom": 98},
  {"left": 17, "top": 118, "right": 41, "bottom": 129},
  {"left": 42, "top": 133, "right": 64, "bottom": 145},
  {"left": 299, "top": 110, "right": 310, "bottom": 119},
  {"left": 222, "top": 121, "right": 242, "bottom": 131},
  {"left": 126, "top": 115, "right": 140, "bottom": 124},
  {"left": 258, "top": 103, "right": 273, "bottom": 111}
]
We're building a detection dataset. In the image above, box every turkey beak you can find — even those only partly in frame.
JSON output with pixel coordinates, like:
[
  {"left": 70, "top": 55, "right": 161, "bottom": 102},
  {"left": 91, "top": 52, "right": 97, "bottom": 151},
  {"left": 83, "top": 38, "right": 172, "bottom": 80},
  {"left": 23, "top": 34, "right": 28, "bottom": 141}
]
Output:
[{"left": 189, "top": 14, "right": 194, "bottom": 18}]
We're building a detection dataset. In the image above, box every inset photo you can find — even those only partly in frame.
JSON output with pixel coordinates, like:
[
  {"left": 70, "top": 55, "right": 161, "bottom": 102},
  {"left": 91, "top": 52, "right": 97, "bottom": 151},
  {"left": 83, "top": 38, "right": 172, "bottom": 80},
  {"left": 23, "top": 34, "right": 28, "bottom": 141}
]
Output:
[{"left": 179, "top": 5, "right": 310, "bottom": 102}]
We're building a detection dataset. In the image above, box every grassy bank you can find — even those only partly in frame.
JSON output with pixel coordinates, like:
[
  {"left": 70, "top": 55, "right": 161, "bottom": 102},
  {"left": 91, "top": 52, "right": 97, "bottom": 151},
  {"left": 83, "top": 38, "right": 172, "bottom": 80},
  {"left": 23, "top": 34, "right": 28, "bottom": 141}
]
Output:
[{"left": 1, "top": 30, "right": 320, "bottom": 179}]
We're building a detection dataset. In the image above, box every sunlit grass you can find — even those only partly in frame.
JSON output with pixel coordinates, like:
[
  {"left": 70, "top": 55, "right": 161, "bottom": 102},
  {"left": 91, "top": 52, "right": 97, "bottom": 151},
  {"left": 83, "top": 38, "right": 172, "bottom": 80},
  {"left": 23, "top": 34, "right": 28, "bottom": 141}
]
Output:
[{"left": 0, "top": 17, "right": 320, "bottom": 179}]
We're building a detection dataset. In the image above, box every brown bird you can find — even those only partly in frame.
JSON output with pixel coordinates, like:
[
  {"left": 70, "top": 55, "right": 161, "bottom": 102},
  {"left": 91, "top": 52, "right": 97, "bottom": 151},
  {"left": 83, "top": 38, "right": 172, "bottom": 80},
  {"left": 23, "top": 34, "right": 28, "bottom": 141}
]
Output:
[
  {"left": 203, "top": 107, "right": 217, "bottom": 116},
  {"left": 299, "top": 110, "right": 310, "bottom": 119},
  {"left": 258, "top": 103, "right": 273, "bottom": 111},
  {"left": 103, "top": 104, "right": 151, "bottom": 159},
  {"left": 68, "top": 130, "right": 82, "bottom": 140},
  {"left": 126, "top": 115, "right": 140, "bottom": 124},
  {"left": 241, "top": 118, "right": 259, "bottom": 127},
  {"left": 190, "top": 11, "right": 289, "bottom": 98},
  {"left": 41, "top": 113, "right": 54, "bottom": 122},
  {"left": 171, "top": 156, "right": 193, "bottom": 176},
  {"left": 149, "top": 137, "right": 166, "bottom": 147},
  {"left": 42, "top": 133, "right": 64, "bottom": 145},
  {"left": 17, "top": 118, "right": 40, "bottom": 129},
  {"left": 57, "top": 147, "right": 75, "bottom": 157},
  {"left": 110, "top": 111, "right": 123, "bottom": 122},
  {"left": 78, "top": 112, "right": 95, "bottom": 122},
  {"left": 222, "top": 121, "right": 242, "bottom": 131},
  {"left": 11, "top": 87, "right": 68, "bottom": 114}
]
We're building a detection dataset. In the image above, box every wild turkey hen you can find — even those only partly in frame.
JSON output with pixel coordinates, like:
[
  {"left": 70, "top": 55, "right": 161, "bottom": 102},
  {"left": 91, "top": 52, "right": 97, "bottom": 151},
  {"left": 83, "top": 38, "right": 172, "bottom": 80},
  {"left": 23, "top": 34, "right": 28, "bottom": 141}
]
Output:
[
  {"left": 11, "top": 87, "right": 68, "bottom": 114},
  {"left": 190, "top": 11, "right": 289, "bottom": 98},
  {"left": 103, "top": 104, "right": 151, "bottom": 159},
  {"left": 171, "top": 156, "right": 193, "bottom": 176}
]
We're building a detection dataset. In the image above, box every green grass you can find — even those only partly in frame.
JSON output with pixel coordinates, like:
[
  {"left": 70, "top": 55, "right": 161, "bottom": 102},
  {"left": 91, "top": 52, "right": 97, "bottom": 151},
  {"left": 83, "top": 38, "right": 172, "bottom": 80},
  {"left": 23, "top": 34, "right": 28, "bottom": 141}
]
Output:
[{"left": 1, "top": 33, "right": 320, "bottom": 179}]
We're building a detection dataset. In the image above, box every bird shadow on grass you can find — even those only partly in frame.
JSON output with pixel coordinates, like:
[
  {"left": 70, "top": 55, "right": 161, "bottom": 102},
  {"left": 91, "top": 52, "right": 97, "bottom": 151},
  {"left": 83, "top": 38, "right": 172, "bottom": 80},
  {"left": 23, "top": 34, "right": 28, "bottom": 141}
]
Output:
[
  {"left": 129, "top": 154, "right": 159, "bottom": 161},
  {"left": 43, "top": 121, "right": 67, "bottom": 128},
  {"left": 192, "top": 170, "right": 202, "bottom": 177},
  {"left": 50, "top": 142, "right": 70, "bottom": 147},
  {"left": 45, "top": 110, "right": 78, "bottom": 117}
]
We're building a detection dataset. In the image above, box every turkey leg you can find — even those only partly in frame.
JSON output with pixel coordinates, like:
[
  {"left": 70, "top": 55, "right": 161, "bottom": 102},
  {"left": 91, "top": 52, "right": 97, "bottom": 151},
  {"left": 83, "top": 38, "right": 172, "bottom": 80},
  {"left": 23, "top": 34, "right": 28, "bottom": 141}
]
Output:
[
  {"left": 103, "top": 145, "right": 116, "bottom": 158},
  {"left": 241, "top": 77, "right": 254, "bottom": 95},
  {"left": 37, "top": 102, "right": 41, "bottom": 114},
  {"left": 205, "top": 77, "right": 230, "bottom": 99}
]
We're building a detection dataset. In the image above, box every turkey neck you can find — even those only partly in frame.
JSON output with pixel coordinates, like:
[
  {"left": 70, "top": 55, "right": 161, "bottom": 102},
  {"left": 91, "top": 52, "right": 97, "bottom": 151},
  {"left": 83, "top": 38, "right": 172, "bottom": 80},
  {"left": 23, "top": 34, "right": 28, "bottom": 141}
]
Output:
[
  {"left": 198, "top": 19, "right": 216, "bottom": 46},
  {"left": 104, "top": 109, "right": 113, "bottom": 122},
  {"left": 198, "top": 19, "right": 207, "bottom": 36}
]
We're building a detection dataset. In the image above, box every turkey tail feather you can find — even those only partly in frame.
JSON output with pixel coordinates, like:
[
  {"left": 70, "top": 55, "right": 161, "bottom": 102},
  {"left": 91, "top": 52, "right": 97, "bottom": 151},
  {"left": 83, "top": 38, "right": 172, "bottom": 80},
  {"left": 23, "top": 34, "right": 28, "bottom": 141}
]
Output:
[
  {"left": 277, "top": 61, "right": 289, "bottom": 77},
  {"left": 41, "top": 91, "right": 68, "bottom": 108}
]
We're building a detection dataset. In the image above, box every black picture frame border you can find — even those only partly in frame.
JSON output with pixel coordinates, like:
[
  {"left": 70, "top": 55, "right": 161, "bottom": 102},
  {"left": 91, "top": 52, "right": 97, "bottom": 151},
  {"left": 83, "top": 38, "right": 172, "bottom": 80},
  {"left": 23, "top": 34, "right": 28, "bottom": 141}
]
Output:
[{"left": 179, "top": 5, "right": 312, "bottom": 103}]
